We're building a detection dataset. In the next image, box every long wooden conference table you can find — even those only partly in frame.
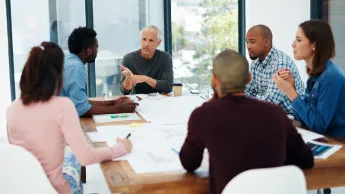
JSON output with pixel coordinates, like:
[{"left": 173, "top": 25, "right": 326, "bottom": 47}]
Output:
[{"left": 80, "top": 96, "right": 345, "bottom": 194}]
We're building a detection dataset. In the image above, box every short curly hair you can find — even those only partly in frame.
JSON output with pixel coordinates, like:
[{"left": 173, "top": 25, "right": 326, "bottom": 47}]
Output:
[{"left": 68, "top": 27, "right": 97, "bottom": 54}]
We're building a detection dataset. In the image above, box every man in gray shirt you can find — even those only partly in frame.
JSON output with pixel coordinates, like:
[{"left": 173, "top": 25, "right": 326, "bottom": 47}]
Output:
[{"left": 120, "top": 25, "right": 173, "bottom": 94}]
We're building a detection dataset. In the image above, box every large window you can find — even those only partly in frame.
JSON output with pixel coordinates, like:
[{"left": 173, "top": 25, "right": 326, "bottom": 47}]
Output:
[
  {"left": 1, "top": 0, "right": 11, "bottom": 138},
  {"left": 5, "top": 0, "right": 243, "bottom": 100},
  {"left": 10, "top": 0, "right": 85, "bottom": 98},
  {"left": 322, "top": 0, "right": 345, "bottom": 71},
  {"left": 93, "top": 0, "right": 165, "bottom": 97},
  {"left": 171, "top": 0, "right": 239, "bottom": 91}
]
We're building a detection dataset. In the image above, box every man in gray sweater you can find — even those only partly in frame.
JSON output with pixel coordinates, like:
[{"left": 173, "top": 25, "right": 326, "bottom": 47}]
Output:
[{"left": 120, "top": 25, "right": 173, "bottom": 95}]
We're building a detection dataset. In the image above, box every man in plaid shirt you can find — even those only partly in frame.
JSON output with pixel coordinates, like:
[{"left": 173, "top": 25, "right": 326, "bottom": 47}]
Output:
[{"left": 245, "top": 25, "right": 305, "bottom": 114}]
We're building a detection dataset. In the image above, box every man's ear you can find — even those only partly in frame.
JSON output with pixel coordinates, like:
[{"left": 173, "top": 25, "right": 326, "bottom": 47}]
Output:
[
  {"left": 264, "top": 39, "right": 269, "bottom": 47},
  {"left": 211, "top": 73, "right": 216, "bottom": 88},
  {"left": 86, "top": 48, "right": 92, "bottom": 56},
  {"left": 211, "top": 73, "right": 220, "bottom": 89}
]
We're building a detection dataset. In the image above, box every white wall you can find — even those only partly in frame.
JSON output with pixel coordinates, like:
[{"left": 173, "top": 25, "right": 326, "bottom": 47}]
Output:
[
  {"left": 246, "top": 0, "right": 310, "bottom": 84},
  {"left": 0, "top": 0, "right": 11, "bottom": 139}
]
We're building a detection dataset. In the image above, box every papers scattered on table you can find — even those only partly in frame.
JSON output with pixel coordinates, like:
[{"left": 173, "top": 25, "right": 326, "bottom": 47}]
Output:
[
  {"left": 164, "top": 124, "right": 188, "bottom": 151},
  {"left": 96, "top": 123, "right": 188, "bottom": 174},
  {"left": 88, "top": 95, "right": 209, "bottom": 174},
  {"left": 89, "top": 123, "right": 161, "bottom": 143},
  {"left": 296, "top": 127, "right": 325, "bottom": 143},
  {"left": 126, "top": 93, "right": 167, "bottom": 101},
  {"left": 136, "top": 96, "right": 205, "bottom": 125},
  {"left": 307, "top": 141, "right": 342, "bottom": 159},
  {"left": 92, "top": 113, "right": 141, "bottom": 123},
  {"left": 127, "top": 149, "right": 183, "bottom": 174}
]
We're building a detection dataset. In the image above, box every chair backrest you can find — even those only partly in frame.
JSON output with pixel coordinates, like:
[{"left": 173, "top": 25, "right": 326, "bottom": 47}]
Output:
[
  {"left": 0, "top": 142, "right": 58, "bottom": 194},
  {"left": 221, "top": 165, "right": 307, "bottom": 194}
]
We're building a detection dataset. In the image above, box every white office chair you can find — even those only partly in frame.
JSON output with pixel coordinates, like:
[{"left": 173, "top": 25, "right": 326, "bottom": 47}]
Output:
[
  {"left": 0, "top": 142, "right": 58, "bottom": 194},
  {"left": 221, "top": 165, "right": 307, "bottom": 194}
]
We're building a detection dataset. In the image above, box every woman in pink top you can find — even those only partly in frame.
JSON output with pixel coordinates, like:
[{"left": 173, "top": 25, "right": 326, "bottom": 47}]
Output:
[{"left": 6, "top": 42, "right": 132, "bottom": 194}]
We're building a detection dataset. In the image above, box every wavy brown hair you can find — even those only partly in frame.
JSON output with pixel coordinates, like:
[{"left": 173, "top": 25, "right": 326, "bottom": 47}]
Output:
[{"left": 20, "top": 42, "right": 64, "bottom": 105}]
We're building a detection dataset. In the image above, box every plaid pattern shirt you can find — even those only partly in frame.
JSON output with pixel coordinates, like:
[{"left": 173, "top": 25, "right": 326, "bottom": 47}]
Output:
[{"left": 245, "top": 47, "right": 305, "bottom": 114}]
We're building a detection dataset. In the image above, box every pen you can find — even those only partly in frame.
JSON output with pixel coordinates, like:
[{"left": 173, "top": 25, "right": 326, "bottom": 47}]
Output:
[{"left": 126, "top": 133, "right": 131, "bottom": 139}]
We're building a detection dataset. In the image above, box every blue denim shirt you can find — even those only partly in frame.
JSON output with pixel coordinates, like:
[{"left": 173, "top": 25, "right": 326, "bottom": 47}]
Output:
[
  {"left": 61, "top": 54, "right": 91, "bottom": 116},
  {"left": 292, "top": 60, "right": 345, "bottom": 137}
]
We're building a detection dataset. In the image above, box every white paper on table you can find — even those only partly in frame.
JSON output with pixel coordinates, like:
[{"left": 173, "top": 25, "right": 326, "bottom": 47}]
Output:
[
  {"left": 306, "top": 140, "right": 342, "bottom": 159},
  {"left": 296, "top": 127, "right": 325, "bottom": 143},
  {"left": 92, "top": 113, "right": 141, "bottom": 124},
  {"left": 126, "top": 94, "right": 149, "bottom": 99},
  {"left": 96, "top": 125, "right": 137, "bottom": 134},
  {"left": 127, "top": 148, "right": 183, "bottom": 174},
  {"left": 91, "top": 123, "right": 165, "bottom": 143},
  {"left": 164, "top": 124, "right": 188, "bottom": 134},
  {"left": 87, "top": 132, "right": 120, "bottom": 142},
  {"left": 136, "top": 96, "right": 205, "bottom": 125},
  {"left": 167, "top": 135, "right": 186, "bottom": 152},
  {"left": 104, "top": 123, "right": 171, "bottom": 161}
]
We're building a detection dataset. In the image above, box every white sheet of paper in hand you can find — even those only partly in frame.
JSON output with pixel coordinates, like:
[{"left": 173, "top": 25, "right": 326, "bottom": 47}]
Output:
[
  {"left": 92, "top": 113, "right": 141, "bottom": 124},
  {"left": 296, "top": 127, "right": 324, "bottom": 143}
]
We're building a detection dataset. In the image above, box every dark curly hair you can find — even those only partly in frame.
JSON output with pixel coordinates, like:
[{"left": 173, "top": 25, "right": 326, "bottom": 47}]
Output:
[{"left": 68, "top": 27, "right": 97, "bottom": 55}]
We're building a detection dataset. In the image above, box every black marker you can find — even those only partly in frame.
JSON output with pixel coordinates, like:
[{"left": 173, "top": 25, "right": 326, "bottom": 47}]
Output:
[{"left": 126, "top": 133, "right": 131, "bottom": 139}]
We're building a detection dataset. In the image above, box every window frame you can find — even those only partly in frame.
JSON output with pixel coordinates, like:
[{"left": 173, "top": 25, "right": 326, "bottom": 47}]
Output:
[{"left": 6, "top": 0, "right": 247, "bottom": 99}]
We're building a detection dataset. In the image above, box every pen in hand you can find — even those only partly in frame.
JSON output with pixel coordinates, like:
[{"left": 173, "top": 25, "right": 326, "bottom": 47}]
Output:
[{"left": 126, "top": 133, "right": 131, "bottom": 139}]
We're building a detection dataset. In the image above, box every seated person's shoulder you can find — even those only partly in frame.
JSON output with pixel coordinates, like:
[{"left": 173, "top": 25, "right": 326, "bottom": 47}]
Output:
[
  {"left": 271, "top": 48, "right": 292, "bottom": 62},
  {"left": 158, "top": 49, "right": 172, "bottom": 58},
  {"left": 53, "top": 96, "right": 76, "bottom": 108},
  {"left": 192, "top": 99, "right": 223, "bottom": 116},
  {"left": 64, "top": 59, "right": 84, "bottom": 73},
  {"left": 323, "top": 62, "right": 345, "bottom": 83},
  {"left": 123, "top": 50, "right": 140, "bottom": 60}
]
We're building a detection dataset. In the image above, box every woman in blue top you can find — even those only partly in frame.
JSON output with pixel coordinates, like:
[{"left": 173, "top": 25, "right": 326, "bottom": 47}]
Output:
[{"left": 273, "top": 20, "right": 345, "bottom": 138}]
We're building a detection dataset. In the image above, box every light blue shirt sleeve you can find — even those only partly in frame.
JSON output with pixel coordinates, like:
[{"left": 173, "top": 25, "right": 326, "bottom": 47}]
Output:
[
  {"left": 62, "top": 64, "right": 91, "bottom": 116},
  {"left": 291, "top": 76, "right": 342, "bottom": 134}
]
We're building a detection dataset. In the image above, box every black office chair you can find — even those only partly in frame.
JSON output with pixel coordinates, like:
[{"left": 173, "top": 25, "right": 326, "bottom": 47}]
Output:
[{"left": 324, "top": 188, "right": 331, "bottom": 194}]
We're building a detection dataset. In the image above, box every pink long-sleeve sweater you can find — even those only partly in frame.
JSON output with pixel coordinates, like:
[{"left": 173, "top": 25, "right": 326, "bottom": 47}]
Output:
[{"left": 6, "top": 97, "right": 127, "bottom": 194}]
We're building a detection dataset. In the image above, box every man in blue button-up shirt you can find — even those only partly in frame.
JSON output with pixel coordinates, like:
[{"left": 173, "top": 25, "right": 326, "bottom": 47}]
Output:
[
  {"left": 245, "top": 25, "right": 305, "bottom": 115},
  {"left": 61, "top": 27, "right": 138, "bottom": 116}
]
